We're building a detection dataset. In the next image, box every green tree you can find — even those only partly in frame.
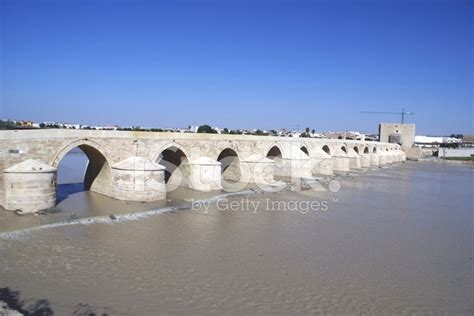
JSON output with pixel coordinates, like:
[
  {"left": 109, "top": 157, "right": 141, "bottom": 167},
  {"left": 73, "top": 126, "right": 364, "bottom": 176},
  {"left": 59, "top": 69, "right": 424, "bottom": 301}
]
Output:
[
  {"left": 197, "top": 125, "right": 217, "bottom": 134},
  {"left": 0, "top": 120, "right": 17, "bottom": 130}
]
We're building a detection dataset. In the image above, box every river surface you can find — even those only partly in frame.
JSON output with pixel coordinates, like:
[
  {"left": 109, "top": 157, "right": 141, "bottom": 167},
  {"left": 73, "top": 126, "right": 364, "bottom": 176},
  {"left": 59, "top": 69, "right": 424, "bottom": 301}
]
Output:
[{"left": 0, "top": 153, "right": 472, "bottom": 315}]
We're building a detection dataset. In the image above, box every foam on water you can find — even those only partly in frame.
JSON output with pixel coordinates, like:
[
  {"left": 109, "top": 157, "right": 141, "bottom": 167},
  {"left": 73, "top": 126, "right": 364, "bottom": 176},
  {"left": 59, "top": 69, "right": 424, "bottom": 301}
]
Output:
[
  {"left": 1, "top": 162, "right": 472, "bottom": 315},
  {"left": 0, "top": 189, "right": 258, "bottom": 240}
]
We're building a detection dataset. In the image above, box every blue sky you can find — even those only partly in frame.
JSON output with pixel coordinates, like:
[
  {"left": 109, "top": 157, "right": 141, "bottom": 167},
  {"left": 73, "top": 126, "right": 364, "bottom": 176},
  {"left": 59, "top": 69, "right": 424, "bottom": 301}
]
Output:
[{"left": 1, "top": 0, "right": 472, "bottom": 135}]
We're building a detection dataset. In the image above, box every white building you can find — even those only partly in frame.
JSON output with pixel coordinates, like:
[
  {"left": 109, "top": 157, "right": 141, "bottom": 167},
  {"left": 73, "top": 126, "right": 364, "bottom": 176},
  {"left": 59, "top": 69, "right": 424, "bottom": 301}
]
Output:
[{"left": 415, "top": 135, "right": 461, "bottom": 147}]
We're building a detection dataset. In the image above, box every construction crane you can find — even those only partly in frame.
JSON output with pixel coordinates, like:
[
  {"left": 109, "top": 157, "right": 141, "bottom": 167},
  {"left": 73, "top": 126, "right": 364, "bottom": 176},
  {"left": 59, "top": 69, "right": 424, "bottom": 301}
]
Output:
[{"left": 360, "top": 108, "right": 415, "bottom": 124}]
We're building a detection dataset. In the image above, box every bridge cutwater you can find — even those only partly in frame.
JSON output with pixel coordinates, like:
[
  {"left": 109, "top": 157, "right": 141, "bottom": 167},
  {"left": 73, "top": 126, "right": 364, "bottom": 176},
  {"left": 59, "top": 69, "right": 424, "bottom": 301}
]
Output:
[{"left": 0, "top": 130, "right": 405, "bottom": 213}]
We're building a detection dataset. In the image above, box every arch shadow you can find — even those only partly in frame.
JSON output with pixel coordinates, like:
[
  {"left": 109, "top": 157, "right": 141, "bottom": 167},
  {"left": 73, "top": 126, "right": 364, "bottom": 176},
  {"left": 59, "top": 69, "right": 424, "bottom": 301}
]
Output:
[
  {"left": 156, "top": 145, "right": 191, "bottom": 188},
  {"left": 52, "top": 139, "right": 112, "bottom": 202},
  {"left": 300, "top": 146, "right": 309, "bottom": 156},
  {"left": 217, "top": 148, "right": 241, "bottom": 182},
  {"left": 322, "top": 145, "right": 331, "bottom": 156},
  {"left": 353, "top": 146, "right": 359, "bottom": 155}
]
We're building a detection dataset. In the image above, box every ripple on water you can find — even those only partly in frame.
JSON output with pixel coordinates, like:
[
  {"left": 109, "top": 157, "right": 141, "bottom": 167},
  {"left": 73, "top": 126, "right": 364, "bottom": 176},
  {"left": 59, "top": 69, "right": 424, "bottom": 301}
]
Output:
[{"left": 0, "top": 163, "right": 472, "bottom": 315}]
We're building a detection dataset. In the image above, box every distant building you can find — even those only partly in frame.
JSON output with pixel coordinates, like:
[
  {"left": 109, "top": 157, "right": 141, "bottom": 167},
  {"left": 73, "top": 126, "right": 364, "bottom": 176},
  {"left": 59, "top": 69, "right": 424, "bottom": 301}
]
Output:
[
  {"left": 379, "top": 123, "right": 415, "bottom": 148},
  {"left": 462, "top": 135, "right": 474, "bottom": 144},
  {"left": 188, "top": 126, "right": 199, "bottom": 133},
  {"left": 364, "top": 134, "right": 379, "bottom": 141},
  {"left": 18, "top": 120, "right": 34, "bottom": 128},
  {"left": 310, "top": 132, "right": 326, "bottom": 138},
  {"left": 437, "top": 136, "right": 473, "bottom": 158},
  {"left": 326, "top": 131, "right": 363, "bottom": 140},
  {"left": 414, "top": 135, "right": 461, "bottom": 148},
  {"left": 63, "top": 123, "right": 81, "bottom": 129},
  {"left": 438, "top": 147, "right": 474, "bottom": 158}
]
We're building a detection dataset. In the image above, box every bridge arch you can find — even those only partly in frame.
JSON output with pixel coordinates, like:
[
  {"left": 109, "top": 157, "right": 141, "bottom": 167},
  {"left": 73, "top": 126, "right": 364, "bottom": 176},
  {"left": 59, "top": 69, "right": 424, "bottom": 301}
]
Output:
[
  {"left": 51, "top": 139, "right": 112, "bottom": 195},
  {"left": 300, "top": 145, "right": 309, "bottom": 156},
  {"left": 341, "top": 145, "right": 348, "bottom": 154},
  {"left": 266, "top": 145, "right": 283, "bottom": 158},
  {"left": 265, "top": 144, "right": 284, "bottom": 178},
  {"left": 217, "top": 148, "right": 241, "bottom": 183},
  {"left": 151, "top": 142, "right": 188, "bottom": 163},
  {"left": 154, "top": 143, "right": 191, "bottom": 187},
  {"left": 263, "top": 142, "right": 287, "bottom": 159},
  {"left": 266, "top": 145, "right": 283, "bottom": 167},
  {"left": 322, "top": 145, "right": 331, "bottom": 156},
  {"left": 52, "top": 139, "right": 111, "bottom": 168}
]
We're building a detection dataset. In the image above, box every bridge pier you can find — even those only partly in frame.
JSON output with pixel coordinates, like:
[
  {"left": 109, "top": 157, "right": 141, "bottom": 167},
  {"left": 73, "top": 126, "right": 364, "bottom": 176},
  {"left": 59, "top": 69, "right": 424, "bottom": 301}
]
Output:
[
  {"left": 399, "top": 150, "right": 407, "bottom": 162},
  {"left": 394, "top": 150, "right": 400, "bottom": 162},
  {"left": 310, "top": 148, "right": 334, "bottom": 175},
  {"left": 390, "top": 151, "right": 398, "bottom": 163},
  {"left": 347, "top": 148, "right": 362, "bottom": 170},
  {"left": 395, "top": 150, "right": 405, "bottom": 162},
  {"left": 377, "top": 151, "right": 386, "bottom": 165},
  {"left": 348, "top": 156, "right": 361, "bottom": 169},
  {"left": 241, "top": 155, "right": 275, "bottom": 185},
  {"left": 3, "top": 159, "right": 57, "bottom": 213},
  {"left": 390, "top": 150, "right": 398, "bottom": 163},
  {"left": 333, "top": 146, "right": 351, "bottom": 172},
  {"left": 360, "top": 154, "right": 371, "bottom": 168},
  {"left": 317, "top": 158, "right": 334, "bottom": 175},
  {"left": 188, "top": 157, "right": 222, "bottom": 191},
  {"left": 277, "top": 154, "right": 313, "bottom": 180},
  {"left": 271, "top": 143, "right": 312, "bottom": 180},
  {"left": 333, "top": 157, "right": 350, "bottom": 172},
  {"left": 370, "top": 153, "right": 380, "bottom": 167},
  {"left": 277, "top": 158, "right": 312, "bottom": 179},
  {"left": 385, "top": 151, "right": 394, "bottom": 164},
  {"left": 110, "top": 156, "right": 166, "bottom": 202},
  {"left": 311, "top": 158, "right": 334, "bottom": 175}
]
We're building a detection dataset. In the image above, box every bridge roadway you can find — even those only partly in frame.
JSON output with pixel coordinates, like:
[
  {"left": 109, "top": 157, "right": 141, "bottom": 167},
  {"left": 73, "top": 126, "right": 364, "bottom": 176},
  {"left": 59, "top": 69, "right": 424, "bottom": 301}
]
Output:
[{"left": 0, "top": 130, "right": 405, "bottom": 213}]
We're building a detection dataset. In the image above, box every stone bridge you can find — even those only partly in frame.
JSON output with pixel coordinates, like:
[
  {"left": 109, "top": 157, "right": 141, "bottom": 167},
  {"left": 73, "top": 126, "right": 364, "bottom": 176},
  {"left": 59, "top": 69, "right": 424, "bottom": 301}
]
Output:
[{"left": 0, "top": 130, "right": 405, "bottom": 212}]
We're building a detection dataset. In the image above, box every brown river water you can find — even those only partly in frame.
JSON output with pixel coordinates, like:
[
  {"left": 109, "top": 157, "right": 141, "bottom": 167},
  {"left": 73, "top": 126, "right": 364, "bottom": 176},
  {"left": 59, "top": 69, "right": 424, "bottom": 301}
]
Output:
[{"left": 0, "top": 154, "right": 472, "bottom": 315}]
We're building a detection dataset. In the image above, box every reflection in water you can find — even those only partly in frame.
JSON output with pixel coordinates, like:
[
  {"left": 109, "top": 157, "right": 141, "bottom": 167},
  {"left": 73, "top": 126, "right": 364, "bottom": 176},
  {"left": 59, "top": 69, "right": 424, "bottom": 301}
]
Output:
[
  {"left": 0, "top": 161, "right": 472, "bottom": 315},
  {"left": 56, "top": 149, "right": 88, "bottom": 203},
  {"left": 56, "top": 183, "right": 84, "bottom": 203}
]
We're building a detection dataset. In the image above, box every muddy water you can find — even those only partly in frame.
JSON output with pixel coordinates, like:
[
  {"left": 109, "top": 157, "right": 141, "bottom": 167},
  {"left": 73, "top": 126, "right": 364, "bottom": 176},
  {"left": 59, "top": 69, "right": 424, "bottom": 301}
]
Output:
[{"left": 0, "top": 158, "right": 472, "bottom": 315}]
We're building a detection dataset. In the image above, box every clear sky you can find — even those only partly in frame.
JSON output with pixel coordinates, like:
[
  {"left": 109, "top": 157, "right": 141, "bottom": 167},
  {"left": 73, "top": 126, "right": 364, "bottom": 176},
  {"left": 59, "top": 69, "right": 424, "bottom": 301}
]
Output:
[{"left": 1, "top": 0, "right": 472, "bottom": 135}]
